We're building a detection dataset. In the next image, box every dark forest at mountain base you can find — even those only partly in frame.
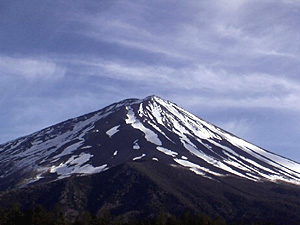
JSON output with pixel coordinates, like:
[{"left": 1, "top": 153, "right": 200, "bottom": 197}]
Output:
[
  {"left": 0, "top": 162, "right": 300, "bottom": 225},
  {"left": 0, "top": 203, "right": 278, "bottom": 225}
]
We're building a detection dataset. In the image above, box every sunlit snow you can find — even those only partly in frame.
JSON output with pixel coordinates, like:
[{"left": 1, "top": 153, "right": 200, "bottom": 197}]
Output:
[
  {"left": 156, "top": 146, "right": 178, "bottom": 157},
  {"left": 126, "top": 106, "right": 162, "bottom": 145},
  {"left": 133, "top": 140, "right": 140, "bottom": 150},
  {"left": 133, "top": 154, "right": 146, "bottom": 161},
  {"left": 50, "top": 152, "right": 108, "bottom": 178},
  {"left": 2, "top": 95, "right": 300, "bottom": 188},
  {"left": 106, "top": 125, "right": 120, "bottom": 138}
]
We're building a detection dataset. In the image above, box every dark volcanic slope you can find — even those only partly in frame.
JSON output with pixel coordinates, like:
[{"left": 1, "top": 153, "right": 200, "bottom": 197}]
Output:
[
  {"left": 1, "top": 161, "right": 300, "bottom": 224},
  {"left": 1, "top": 95, "right": 300, "bottom": 192}
]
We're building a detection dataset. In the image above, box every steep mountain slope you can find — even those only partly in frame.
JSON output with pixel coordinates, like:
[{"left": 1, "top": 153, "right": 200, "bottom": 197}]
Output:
[{"left": 1, "top": 95, "right": 300, "bottom": 192}]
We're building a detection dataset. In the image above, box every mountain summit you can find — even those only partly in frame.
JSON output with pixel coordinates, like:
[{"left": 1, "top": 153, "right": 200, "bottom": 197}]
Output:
[
  {"left": 2, "top": 96, "right": 300, "bottom": 224},
  {"left": 1, "top": 95, "right": 300, "bottom": 191}
]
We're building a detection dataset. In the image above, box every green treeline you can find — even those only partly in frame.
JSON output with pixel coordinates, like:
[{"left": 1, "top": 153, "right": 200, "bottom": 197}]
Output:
[{"left": 0, "top": 203, "right": 225, "bottom": 225}]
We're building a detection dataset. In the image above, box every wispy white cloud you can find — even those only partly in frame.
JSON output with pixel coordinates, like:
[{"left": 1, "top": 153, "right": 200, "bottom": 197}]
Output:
[
  {"left": 61, "top": 56, "right": 300, "bottom": 111},
  {"left": 77, "top": 16, "right": 188, "bottom": 60},
  {"left": 0, "top": 56, "right": 65, "bottom": 80},
  {"left": 72, "top": 0, "right": 300, "bottom": 70},
  {"left": 173, "top": 93, "right": 300, "bottom": 112},
  {"left": 219, "top": 117, "right": 254, "bottom": 138},
  {"left": 75, "top": 58, "right": 299, "bottom": 92},
  {"left": 63, "top": 0, "right": 300, "bottom": 114},
  {"left": 4, "top": 93, "right": 109, "bottom": 141}
]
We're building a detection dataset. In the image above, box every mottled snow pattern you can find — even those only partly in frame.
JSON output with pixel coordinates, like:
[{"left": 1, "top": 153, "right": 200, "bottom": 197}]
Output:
[
  {"left": 174, "top": 158, "right": 223, "bottom": 177},
  {"left": 50, "top": 153, "right": 108, "bottom": 179},
  {"left": 125, "top": 106, "right": 162, "bottom": 145},
  {"left": 2, "top": 95, "right": 300, "bottom": 188},
  {"left": 0, "top": 105, "right": 118, "bottom": 185},
  {"left": 199, "top": 119, "right": 300, "bottom": 172},
  {"left": 138, "top": 96, "right": 300, "bottom": 184}
]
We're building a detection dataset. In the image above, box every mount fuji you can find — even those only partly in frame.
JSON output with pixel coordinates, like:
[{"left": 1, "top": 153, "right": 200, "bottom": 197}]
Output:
[{"left": 1, "top": 95, "right": 300, "bottom": 223}]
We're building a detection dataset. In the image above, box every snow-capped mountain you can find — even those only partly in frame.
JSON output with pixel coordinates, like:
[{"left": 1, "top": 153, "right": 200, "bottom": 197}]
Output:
[{"left": 1, "top": 95, "right": 300, "bottom": 191}]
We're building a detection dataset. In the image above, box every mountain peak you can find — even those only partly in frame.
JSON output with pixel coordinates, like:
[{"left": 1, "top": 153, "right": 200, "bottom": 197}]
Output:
[
  {"left": 2, "top": 96, "right": 300, "bottom": 224},
  {"left": 144, "top": 94, "right": 159, "bottom": 100},
  {"left": 1, "top": 96, "right": 300, "bottom": 191},
  {"left": 143, "top": 95, "right": 163, "bottom": 101}
]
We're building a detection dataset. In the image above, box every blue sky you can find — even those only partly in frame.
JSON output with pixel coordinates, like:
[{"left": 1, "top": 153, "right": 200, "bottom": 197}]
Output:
[{"left": 1, "top": 0, "right": 300, "bottom": 161}]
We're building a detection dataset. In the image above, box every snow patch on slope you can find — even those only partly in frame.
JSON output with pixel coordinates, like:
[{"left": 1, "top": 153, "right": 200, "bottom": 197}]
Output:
[
  {"left": 106, "top": 125, "right": 120, "bottom": 138},
  {"left": 156, "top": 146, "right": 178, "bottom": 157},
  {"left": 50, "top": 153, "right": 108, "bottom": 178},
  {"left": 126, "top": 106, "right": 162, "bottom": 145},
  {"left": 133, "top": 140, "right": 140, "bottom": 150},
  {"left": 174, "top": 158, "right": 223, "bottom": 177},
  {"left": 133, "top": 154, "right": 146, "bottom": 161},
  {"left": 2, "top": 95, "right": 300, "bottom": 188}
]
